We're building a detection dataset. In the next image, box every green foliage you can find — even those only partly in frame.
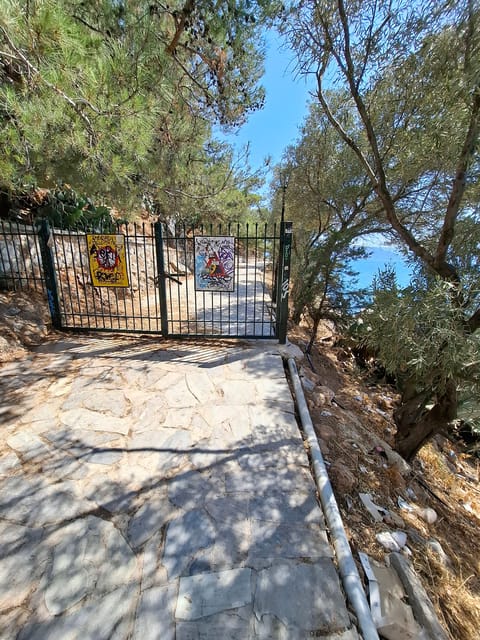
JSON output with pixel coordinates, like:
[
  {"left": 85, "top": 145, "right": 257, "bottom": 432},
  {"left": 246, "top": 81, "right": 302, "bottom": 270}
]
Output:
[
  {"left": 364, "top": 274, "right": 480, "bottom": 398},
  {"left": 0, "top": 0, "right": 277, "bottom": 214},
  {"left": 36, "top": 185, "right": 114, "bottom": 230},
  {"left": 281, "top": 0, "right": 480, "bottom": 457},
  {"left": 458, "top": 395, "right": 480, "bottom": 438},
  {"left": 272, "top": 101, "right": 384, "bottom": 329}
]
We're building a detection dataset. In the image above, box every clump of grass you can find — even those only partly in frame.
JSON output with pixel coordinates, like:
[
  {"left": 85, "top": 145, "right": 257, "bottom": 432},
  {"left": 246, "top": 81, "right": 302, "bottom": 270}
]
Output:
[{"left": 415, "top": 546, "right": 480, "bottom": 640}]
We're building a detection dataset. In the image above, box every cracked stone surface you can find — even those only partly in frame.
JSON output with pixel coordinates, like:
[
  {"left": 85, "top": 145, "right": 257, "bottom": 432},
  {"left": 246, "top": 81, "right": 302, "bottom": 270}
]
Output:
[{"left": 0, "top": 336, "right": 357, "bottom": 638}]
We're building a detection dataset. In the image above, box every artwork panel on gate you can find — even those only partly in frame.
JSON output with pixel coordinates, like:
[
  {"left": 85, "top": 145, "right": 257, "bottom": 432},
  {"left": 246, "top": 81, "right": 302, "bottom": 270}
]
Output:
[
  {"left": 194, "top": 236, "right": 235, "bottom": 292},
  {"left": 86, "top": 234, "right": 130, "bottom": 287}
]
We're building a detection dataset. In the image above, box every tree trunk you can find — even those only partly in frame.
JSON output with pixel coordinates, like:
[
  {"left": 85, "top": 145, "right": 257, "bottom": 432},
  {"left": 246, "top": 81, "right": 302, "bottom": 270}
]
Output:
[
  {"left": 394, "top": 379, "right": 457, "bottom": 461},
  {"left": 306, "top": 315, "right": 321, "bottom": 354}
]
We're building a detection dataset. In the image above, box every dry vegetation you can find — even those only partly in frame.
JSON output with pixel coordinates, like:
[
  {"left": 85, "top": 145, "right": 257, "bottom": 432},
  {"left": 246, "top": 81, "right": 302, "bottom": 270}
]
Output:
[{"left": 289, "top": 322, "right": 480, "bottom": 640}]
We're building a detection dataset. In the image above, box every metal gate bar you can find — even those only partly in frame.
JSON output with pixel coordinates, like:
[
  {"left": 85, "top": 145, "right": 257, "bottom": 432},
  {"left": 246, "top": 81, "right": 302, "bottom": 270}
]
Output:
[
  {"left": 2, "top": 219, "right": 292, "bottom": 341},
  {"left": 161, "top": 222, "right": 281, "bottom": 339},
  {"left": 45, "top": 222, "right": 163, "bottom": 333}
]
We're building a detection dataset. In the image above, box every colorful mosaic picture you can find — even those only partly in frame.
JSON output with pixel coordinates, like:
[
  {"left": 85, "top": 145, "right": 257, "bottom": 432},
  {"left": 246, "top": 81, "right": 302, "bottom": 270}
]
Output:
[
  {"left": 86, "top": 234, "right": 129, "bottom": 287},
  {"left": 194, "top": 236, "right": 235, "bottom": 292}
]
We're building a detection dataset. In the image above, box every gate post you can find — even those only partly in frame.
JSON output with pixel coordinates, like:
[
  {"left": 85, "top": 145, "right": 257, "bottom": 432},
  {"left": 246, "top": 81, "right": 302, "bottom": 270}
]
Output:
[
  {"left": 277, "top": 221, "right": 292, "bottom": 344},
  {"left": 37, "top": 219, "right": 62, "bottom": 330},
  {"left": 154, "top": 221, "right": 169, "bottom": 337}
]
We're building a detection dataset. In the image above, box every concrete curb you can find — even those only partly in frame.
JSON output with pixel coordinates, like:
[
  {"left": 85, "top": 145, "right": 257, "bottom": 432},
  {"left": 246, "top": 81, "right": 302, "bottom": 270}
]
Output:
[
  {"left": 389, "top": 552, "right": 449, "bottom": 640},
  {"left": 287, "top": 357, "right": 380, "bottom": 640}
]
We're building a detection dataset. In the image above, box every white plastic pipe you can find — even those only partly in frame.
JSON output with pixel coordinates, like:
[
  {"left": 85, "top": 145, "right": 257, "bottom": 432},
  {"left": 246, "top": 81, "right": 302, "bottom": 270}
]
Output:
[{"left": 287, "top": 357, "right": 380, "bottom": 640}]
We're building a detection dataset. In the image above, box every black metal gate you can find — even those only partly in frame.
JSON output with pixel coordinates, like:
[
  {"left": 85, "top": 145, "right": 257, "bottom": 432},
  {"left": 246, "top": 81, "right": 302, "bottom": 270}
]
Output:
[{"left": 34, "top": 220, "right": 292, "bottom": 342}]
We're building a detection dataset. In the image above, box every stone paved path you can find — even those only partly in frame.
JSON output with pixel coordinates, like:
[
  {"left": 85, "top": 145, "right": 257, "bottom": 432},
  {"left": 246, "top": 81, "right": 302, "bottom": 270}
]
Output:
[{"left": 0, "top": 336, "right": 358, "bottom": 639}]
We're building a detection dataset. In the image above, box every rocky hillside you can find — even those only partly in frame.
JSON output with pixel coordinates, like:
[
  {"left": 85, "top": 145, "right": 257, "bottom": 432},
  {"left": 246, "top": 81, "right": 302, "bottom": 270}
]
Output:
[
  {"left": 290, "top": 323, "right": 480, "bottom": 640},
  {"left": 0, "top": 290, "right": 50, "bottom": 362}
]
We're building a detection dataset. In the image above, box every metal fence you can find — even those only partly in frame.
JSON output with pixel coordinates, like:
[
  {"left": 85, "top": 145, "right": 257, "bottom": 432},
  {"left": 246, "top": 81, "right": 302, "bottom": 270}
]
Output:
[
  {"left": 159, "top": 222, "right": 287, "bottom": 339},
  {"left": 0, "top": 220, "right": 46, "bottom": 294},
  {"left": 0, "top": 219, "right": 292, "bottom": 342}
]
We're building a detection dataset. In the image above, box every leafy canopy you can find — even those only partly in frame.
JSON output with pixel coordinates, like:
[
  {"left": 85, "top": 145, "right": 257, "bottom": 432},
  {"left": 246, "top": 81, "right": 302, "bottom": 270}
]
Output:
[{"left": 0, "top": 0, "right": 280, "bottom": 212}]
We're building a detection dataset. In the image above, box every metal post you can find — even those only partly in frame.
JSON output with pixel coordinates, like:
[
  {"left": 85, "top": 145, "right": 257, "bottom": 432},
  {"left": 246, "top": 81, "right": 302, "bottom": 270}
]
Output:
[
  {"left": 154, "top": 221, "right": 169, "bottom": 337},
  {"left": 277, "top": 221, "right": 292, "bottom": 345},
  {"left": 37, "top": 219, "right": 62, "bottom": 329}
]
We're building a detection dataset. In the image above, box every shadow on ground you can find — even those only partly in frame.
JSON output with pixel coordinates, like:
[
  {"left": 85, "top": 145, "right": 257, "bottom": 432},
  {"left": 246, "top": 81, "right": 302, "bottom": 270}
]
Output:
[{"left": 0, "top": 336, "right": 354, "bottom": 639}]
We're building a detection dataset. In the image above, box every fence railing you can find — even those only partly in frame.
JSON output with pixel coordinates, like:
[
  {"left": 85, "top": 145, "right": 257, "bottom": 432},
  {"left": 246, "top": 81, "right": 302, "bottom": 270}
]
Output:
[
  {"left": 0, "top": 220, "right": 46, "bottom": 294},
  {"left": 0, "top": 219, "right": 292, "bottom": 342}
]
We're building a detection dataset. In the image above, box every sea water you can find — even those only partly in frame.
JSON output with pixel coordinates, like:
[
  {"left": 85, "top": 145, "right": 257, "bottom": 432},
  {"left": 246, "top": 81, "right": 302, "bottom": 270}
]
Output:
[{"left": 351, "top": 246, "right": 412, "bottom": 291}]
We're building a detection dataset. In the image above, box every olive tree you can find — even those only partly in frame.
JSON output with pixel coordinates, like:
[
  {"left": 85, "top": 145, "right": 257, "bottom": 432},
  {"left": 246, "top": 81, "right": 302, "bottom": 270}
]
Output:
[{"left": 281, "top": 0, "right": 480, "bottom": 459}]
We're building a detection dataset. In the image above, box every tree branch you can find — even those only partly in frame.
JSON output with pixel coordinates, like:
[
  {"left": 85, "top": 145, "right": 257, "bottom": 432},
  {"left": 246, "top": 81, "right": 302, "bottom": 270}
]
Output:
[
  {"left": 0, "top": 25, "right": 98, "bottom": 143},
  {"left": 435, "top": 88, "right": 480, "bottom": 268},
  {"left": 467, "top": 305, "right": 480, "bottom": 333},
  {"left": 166, "top": 0, "right": 196, "bottom": 55},
  {"left": 322, "top": 1, "right": 456, "bottom": 279}
]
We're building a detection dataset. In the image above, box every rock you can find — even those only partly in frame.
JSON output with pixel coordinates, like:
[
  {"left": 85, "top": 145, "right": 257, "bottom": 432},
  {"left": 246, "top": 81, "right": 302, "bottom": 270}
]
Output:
[
  {"left": 329, "top": 461, "right": 357, "bottom": 493},
  {"left": 416, "top": 507, "right": 437, "bottom": 524},
  {"left": 374, "top": 438, "right": 411, "bottom": 477},
  {"left": 317, "top": 385, "right": 336, "bottom": 404},
  {"left": 383, "top": 512, "right": 405, "bottom": 528},
  {"left": 315, "top": 424, "right": 336, "bottom": 441},
  {"left": 307, "top": 385, "right": 336, "bottom": 408},
  {"left": 300, "top": 376, "right": 315, "bottom": 393},
  {"left": 359, "top": 493, "right": 384, "bottom": 523},
  {"left": 426, "top": 539, "right": 450, "bottom": 566},
  {"left": 376, "top": 531, "right": 407, "bottom": 552}
]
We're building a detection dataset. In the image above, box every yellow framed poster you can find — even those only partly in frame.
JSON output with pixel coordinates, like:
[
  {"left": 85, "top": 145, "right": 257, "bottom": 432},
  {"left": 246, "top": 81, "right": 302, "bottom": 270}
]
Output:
[{"left": 86, "top": 234, "right": 129, "bottom": 287}]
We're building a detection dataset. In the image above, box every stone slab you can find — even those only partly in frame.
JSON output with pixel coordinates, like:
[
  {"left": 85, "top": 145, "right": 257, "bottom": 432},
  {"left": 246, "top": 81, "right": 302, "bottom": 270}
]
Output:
[
  {"left": 44, "top": 516, "right": 137, "bottom": 615},
  {"left": 60, "top": 408, "right": 131, "bottom": 435},
  {"left": 0, "top": 452, "right": 20, "bottom": 475},
  {"left": 0, "top": 475, "right": 94, "bottom": 526},
  {"left": 128, "top": 494, "right": 178, "bottom": 548},
  {"left": 131, "top": 583, "right": 177, "bottom": 640},
  {"left": 176, "top": 568, "right": 252, "bottom": 620},
  {"left": 0, "top": 522, "right": 45, "bottom": 610},
  {"left": 254, "top": 559, "right": 350, "bottom": 634},
  {"left": 185, "top": 371, "right": 218, "bottom": 404},
  {"left": 176, "top": 605, "right": 254, "bottom": 639},
  {"left": 249, "top": 521, "right": 332, "bottom": 559},
  {"left": 236, "top": 440, "right": 308, "bottom": 471},
  {"left": 163, "top": 509, "right": 216, "bottom": 579},
  {"left": 168, "top": 472, "right": 218, "bottom": 509},
  {"left": 390, "top": 552, "right": 448, "bottom": 640},
  {"left": 225, "top": 467, "right": 316, "bottom": 495},
  {"left": 62, "top": 389, "right": 129, "bottom": 417},
  {"left": 243, "top": 352, "right": 286, "bottom": 378},
  {"left": 18, "top": 584, "right": 138, "bottom": 640},
  {"left": 6, "top": 431, "right": 51, "bottom": 462}
]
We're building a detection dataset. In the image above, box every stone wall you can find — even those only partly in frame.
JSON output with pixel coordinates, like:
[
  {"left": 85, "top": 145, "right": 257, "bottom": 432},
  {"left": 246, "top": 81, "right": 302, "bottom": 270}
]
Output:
[{"left": 0, "top": 223, "right": 44, "bottom": 291}]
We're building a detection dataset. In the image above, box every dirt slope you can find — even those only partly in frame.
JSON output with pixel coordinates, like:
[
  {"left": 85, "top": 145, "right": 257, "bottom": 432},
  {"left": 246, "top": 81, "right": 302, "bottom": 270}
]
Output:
[{"left": 290, "top": 323, "right": 480, "bottom": 640}]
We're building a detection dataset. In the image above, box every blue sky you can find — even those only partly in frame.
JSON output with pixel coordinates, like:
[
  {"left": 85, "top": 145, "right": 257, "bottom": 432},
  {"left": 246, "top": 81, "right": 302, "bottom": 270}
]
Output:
[{"left": 215, "top": 31, "right": 315, "bottom": 182}]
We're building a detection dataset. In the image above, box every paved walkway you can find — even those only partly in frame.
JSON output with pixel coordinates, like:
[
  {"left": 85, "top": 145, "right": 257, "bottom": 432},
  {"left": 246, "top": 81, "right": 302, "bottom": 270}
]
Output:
[{"left": 0, "top": 336, "right": 358, "bottom": 639}]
